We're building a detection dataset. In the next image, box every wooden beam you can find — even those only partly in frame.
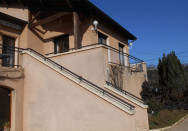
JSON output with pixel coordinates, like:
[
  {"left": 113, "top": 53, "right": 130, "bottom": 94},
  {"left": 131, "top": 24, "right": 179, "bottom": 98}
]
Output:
[
  {"left": 39, "top": 0, "right": 44, "bottom": 6},
  {"left": 29, "top": 12, "right": 70, "bottom": 28},
  {"left": 2, "top": 0, "right": 7, "bottom": 5},
  {"left": 28, "top": 11, "right": 32, "bottom": 23},
  {"left": 73, "top": 12, "right": 80, "bottom": 49},
  {"left": 28, "top": 5, "right": 77, "bottom": 12},
  {"left": 29, "top": 11, "right": 41, "bottom": 25},
  {"left": 17, "top": 0, "right": 22, "bottom": 4},
  {"left": 66, "top": 0, "right": 73, "bottom": 8}
]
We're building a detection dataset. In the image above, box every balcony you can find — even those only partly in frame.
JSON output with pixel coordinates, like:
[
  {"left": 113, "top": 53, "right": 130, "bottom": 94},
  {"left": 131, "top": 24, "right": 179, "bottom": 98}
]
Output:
[
  {"left": 46, "top": 43, "right": 145, "bottom": 72},
  {"left": 103, "top": 44, "right": 144, "bottom": 72},
  {"left": 0, "top": 42, "right": 145, "bottom": 73}
]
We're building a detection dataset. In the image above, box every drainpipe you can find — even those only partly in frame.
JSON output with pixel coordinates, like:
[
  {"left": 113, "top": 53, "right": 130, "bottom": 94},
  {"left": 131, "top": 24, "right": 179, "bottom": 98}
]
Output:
[{"left": 107, "top": 68, "right": 109, "bottom": 82}]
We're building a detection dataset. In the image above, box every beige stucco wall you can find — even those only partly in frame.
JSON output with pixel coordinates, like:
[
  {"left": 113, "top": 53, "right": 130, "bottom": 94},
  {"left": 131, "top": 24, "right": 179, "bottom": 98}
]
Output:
[
  {"left": 0, "top": 24, "right": 43, "bottom": 54},
  {"left": 0, "top": 66, "right": 24, "bottom": 131},
  {"left": 27, "top": 26, "right": 44, "bottom": 54},
  {"left": 21, "top": 53, "right": 140, "bottom": 131},
  {"left": 121, "top": 67, "right": 147, "bottom": 98},
  {"left": 134, "top": 105, "right": 149, "bottom": 130},
  {"left": 97, "top": 22, "right": 129, "bottom": 47},
  {"left": 49, "top": 45, "right": 107, "bottom": 88},
  {"left": 43, "top": 17, "right": 98, "bottom": 55},
  {"left": 0, "top": 24, "right": 44, "bottom": 61},
  {"left": 0, "top": 5, "right": 28, "bottom": 21},
  {"left": 42, "top": 14, "right": 74, "bottom": 54},
  {"left": 49, "top": 45, "right": 147, "bottom": 98},
  {"left": 24, "top": 14, "right": 129, "bottom": 56},
  {"left": 108, "top": 62, "right": 147, "bottom": 98},
  {"left": 48, "top": 46, "right": 148, "bottom": 130}
]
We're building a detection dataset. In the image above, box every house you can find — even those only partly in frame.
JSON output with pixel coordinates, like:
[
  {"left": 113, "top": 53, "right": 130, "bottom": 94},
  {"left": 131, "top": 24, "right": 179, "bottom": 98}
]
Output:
[{"left": 0, "top": 0, "right": 149, "bottom": 131}]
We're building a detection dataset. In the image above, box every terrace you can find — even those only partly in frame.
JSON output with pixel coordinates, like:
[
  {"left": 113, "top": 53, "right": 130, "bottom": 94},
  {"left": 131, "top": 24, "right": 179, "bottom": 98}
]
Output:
[{"left": 0, "top": 43, "right": 144, "bottom": 73}]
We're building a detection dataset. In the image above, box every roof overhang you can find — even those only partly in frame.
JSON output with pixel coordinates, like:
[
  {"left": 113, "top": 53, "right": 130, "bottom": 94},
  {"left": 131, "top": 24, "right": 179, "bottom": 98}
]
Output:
[
  {"left": 0, "top": 0, "right": 137, "bottom": 40},
  {"left": 83, "top": 1, "right": 137, "bottom": 40},
  {"left": 0, "top": 12, "right": 27, "bottom": 30}
]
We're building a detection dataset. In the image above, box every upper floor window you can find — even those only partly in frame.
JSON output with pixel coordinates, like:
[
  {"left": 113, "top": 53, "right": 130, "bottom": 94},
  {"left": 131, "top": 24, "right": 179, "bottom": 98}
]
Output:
[
  {"left": 98, "top": 32, "right": 107, "bottom": 44},
  {"left": 2, "top": 35, "right": 15, "bottom": 67},
  {"left": 119, "top": 43, "right": 125, "bottom": 66},
  {"left": 54, "top": 35, "right": 69, "bottom": 54}
]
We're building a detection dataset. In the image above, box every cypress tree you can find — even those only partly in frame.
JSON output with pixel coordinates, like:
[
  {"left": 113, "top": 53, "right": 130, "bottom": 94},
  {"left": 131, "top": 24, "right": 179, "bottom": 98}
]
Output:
[{"left": 157, "top": 51, "right": 187, "bottom": 108}]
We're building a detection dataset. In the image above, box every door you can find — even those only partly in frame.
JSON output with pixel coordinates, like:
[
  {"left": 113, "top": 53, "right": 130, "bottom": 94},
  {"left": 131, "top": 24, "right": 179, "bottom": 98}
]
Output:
[
  {"left": 2, "top": 36, "right": 15, "bottom": 67},
  {"left": 0, "top": 87, "right": 11, "bottom": 130},
  {"left": 119, "top": 43, "right": 125, "bottom": 66}
]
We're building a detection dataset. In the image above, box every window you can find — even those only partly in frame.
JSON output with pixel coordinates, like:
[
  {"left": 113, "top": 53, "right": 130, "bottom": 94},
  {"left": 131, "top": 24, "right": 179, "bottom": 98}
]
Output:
[
  {"left": 119, "top": 43, "right": 125, "bottom": 66},
  {"left": 98, "top": 32, "right": 107, "bottom": 44},
  {"left": 2, "top": 36, "right": 15, "bottom": 67},
  {"left": 54, "top": 35, "right": 69, "bottom": 54}
]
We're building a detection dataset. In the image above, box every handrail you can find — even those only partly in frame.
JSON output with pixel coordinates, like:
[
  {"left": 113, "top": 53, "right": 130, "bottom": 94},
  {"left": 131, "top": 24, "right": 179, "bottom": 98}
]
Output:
[
  {"left": 46, "top": 43, "right": 143, "bottom": 62},
  {"left": 0, "top": 44, "right": 25, "bottom": 50},
  {"left": 98, "top": 43, "right": 143, "bottom": 62},
  {"left": 106, "top": 81, "right": 146, "bottom": 104},
  {"left": 25, "top": 48, "right": 135, "bottom": 110},
  {"left": 109, "top": 62, "right": 143, "bottom": 72},
  {"left": 0, "top": 44, "right": 137, "bottom": 110}
]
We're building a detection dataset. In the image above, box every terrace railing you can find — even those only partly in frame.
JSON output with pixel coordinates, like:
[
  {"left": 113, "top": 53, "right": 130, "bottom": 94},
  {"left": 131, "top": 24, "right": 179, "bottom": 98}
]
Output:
[
  {"left": 45, "top": 43, "right": 144, "bottom": 72},
  {"left": 102, "top": 43, "right": 144, "bottom": 72},
  {"left": 0, "top": 43, "right": 144, "bottom": 72}
]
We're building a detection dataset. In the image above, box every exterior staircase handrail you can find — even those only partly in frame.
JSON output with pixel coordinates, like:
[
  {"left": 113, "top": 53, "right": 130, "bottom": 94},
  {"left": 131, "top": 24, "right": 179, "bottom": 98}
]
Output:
[
  {"left": 26, "top": 48, "right": 135, "bottom": 110},
  {"left": 106, "top": 81, "right": 146, "bottom": 104},
  {"left": 0, "top": 44, "right": 140, "bottom": 111}
]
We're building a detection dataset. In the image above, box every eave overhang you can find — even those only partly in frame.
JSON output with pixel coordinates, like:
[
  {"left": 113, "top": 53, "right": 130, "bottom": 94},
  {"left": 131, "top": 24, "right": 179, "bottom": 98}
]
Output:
[{"left": 0, "top": 0, "right": 137, "bottom": 40}]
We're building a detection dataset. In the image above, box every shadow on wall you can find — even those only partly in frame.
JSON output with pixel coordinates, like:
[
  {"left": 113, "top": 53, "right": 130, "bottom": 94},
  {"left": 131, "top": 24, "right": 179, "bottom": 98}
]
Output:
[{"left": 29, "top": 13, "right": 90, "bottom": 47}]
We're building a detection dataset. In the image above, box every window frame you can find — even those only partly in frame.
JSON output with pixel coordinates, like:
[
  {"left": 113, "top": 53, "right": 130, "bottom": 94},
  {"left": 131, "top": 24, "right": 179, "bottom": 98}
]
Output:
[
  {"left": 2, "top": 35, "right": 15, "bottom": 67},
  {"left": 98, "top": 32, "right": 108, "bottom": 44},
  {"left": 119, "top": 43, "right": 125, "bottom": 66},
  {"left": 54, "top": 34, "right": 69, "bottom": 54}
]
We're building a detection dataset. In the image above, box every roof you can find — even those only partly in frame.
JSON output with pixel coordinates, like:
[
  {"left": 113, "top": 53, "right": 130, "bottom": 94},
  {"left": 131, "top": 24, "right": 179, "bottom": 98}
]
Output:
[
  {"left": 83, "top": 1, "right": 137, "bottom": 40},
  {"left": 0, "top": 12, "right": 28, "bottom": 26},
  {"left": 0, "top": 0, "right": 137, "bottom": 40},
  {"left": 0, "top": 12, "right": 27, "bottom": 30}
]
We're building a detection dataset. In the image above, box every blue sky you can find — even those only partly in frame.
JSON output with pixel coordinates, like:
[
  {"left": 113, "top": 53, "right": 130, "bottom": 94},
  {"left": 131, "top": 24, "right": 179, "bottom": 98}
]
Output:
[{"left": 89, "top": 0, "right": 188, "bottom": 66}]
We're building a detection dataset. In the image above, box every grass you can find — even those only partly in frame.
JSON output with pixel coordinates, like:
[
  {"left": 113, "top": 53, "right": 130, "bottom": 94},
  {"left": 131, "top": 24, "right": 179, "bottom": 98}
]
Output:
[{"left": 149, "top": 110, "right": 188, "bottom": 129}]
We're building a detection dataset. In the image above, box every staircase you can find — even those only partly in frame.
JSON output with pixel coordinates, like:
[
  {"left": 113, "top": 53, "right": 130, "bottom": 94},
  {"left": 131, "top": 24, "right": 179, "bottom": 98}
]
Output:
[
  {"left": 21, "top": 48, "right": 136, "bottom": 114},
  {"left": 19, "top": 48, "right": 149, "bottom": 131}
]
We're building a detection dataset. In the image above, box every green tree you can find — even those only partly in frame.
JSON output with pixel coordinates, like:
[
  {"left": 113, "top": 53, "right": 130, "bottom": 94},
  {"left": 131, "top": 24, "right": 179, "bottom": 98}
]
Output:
[
  {"left": 141, "top": 51, "right": 188, "bottom": 112},
  {"left": 157, "top": 51, "right": 187, "bottom": 109}
]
